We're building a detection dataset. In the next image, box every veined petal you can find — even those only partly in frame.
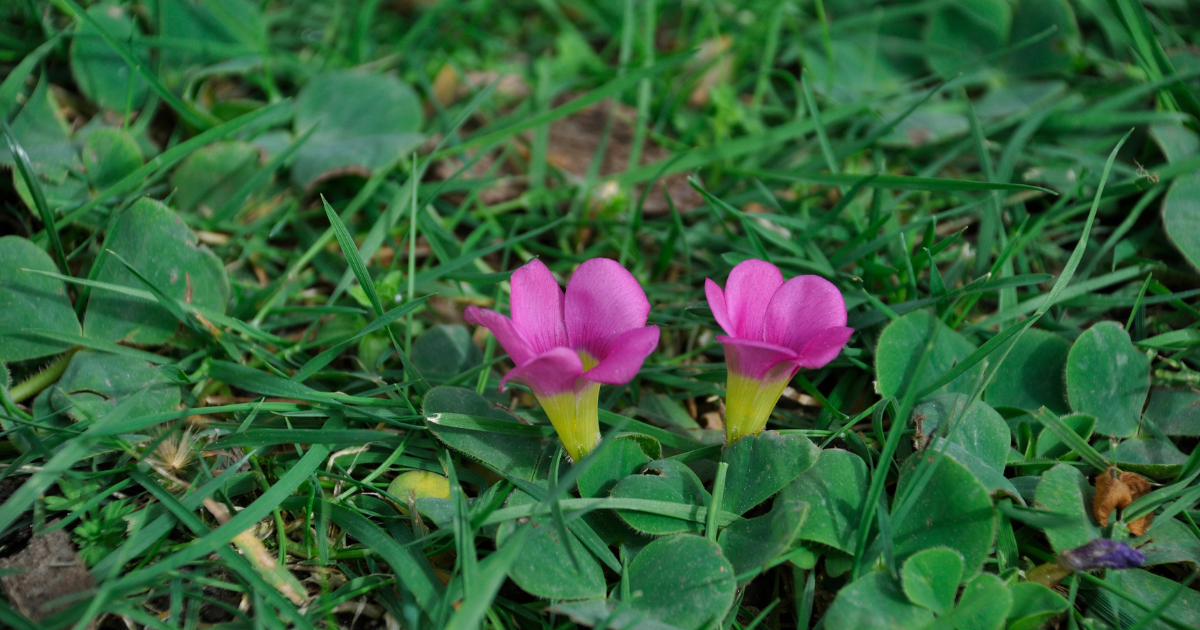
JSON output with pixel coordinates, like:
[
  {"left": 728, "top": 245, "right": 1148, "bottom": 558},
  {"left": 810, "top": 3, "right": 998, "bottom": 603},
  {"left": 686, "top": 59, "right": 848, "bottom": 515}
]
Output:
[
  {"left": 509, "top": 259, "right": 568, "bottom": 356},
  {"left": 565, "top": 258, "right": 650, "bottom": 360},
  {"left": 719, "top": 336, "right": 799, "bottom": 382},
  {"left": 499, "top": 347, "right": 583, "bottom": 397},
  {"left": 705, "top": 278, "right": 734, "bottom": 337},
  {"left": 763, "top": 275, "right": 848, "bottom": 355},
  {"left": 464, "top": 306, "right": 534, "bottom": 365},
  {"left": 724, "top": 259, "right": 783, "bottom": 340},
  {"left": 796, "top": 326, "right": 854, "bottom": 369},
  {"left": 582, "top": 326, "right": 660, "bottom": 385}
]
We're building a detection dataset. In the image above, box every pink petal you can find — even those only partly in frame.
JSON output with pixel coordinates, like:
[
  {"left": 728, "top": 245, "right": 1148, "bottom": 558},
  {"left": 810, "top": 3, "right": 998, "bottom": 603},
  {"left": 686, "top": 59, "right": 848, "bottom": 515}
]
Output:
[
  {"left": 705, "top": 278, "right": 735, "bottom": 337},
  {"left": 499, "top": 347, "right": 584, "bottom": 397},
  {"left": 762, "top": 275, "right": 848, "bottom": 355},
  {"left": 564, "top": 258, "right": 650, "bottom": 360},
  {"left": 718, "top": 336, "right": 799, "bottom": 381},
  {"left": 723, "top": 260, "right": 784, "bottom": 340},
  {"left": 464, "top": 306, "right": 534, "bottom": 365},
  {"left": 582, "top": 326, "right": 660, "bottom": 385},
  {"left": 509, "top": 259, "right": 569, "bottom": 356},
  {"left": 796, "top": 326, "right": 854, "bottom": 369}
]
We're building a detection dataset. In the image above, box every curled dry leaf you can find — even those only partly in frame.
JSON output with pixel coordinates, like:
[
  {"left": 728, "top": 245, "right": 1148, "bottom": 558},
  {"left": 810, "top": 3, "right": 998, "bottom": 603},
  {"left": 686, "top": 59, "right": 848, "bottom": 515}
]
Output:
[{"left": 1093, "top": 465, "right": 1154, "bottom": 536}]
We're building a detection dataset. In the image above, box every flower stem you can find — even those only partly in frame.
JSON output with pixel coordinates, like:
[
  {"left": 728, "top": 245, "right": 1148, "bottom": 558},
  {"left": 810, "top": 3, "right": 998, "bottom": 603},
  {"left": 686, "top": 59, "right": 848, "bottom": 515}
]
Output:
[
  {"left": 706, "top": 462, "right": 729, "bottom": 542},
  {"left": 9, "top": 347, "right": 79, "bottom": 403}
]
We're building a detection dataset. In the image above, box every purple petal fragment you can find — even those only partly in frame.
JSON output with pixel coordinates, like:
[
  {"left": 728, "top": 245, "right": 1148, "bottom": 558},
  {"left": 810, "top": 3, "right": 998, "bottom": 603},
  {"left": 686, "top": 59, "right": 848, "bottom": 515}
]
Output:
[
  {"left": 718, "top": 336, "right": 799, "bottom": 381},
  {"left": 762, "top": 274, "right": 849, "bottom": 356},
  {"left": 797, "top": 326, "right": 855, "bottom": 369},
  {"left": 464, "top": 306, "right": 534, "bottom": 365},
  {"left": 723, "top": 260, "right": 783, "bottom": 340},
  {"left": 509, "top": 259, "right": 568, "bottom": 356},
  {"left": 565, "top": 258, "right": 650, "bottom": 360},
  {"left": 583, "top": 326, "right": 660, "bottom": 385},
  {"left": 499, "top": 347, "right": 584, "bottom": 397},
  {"left": 705, "top": 279, "right": 734, "bottom": 337},
  {"left": 1058, "top": 538, "right": 1145, "bottom": 571}
]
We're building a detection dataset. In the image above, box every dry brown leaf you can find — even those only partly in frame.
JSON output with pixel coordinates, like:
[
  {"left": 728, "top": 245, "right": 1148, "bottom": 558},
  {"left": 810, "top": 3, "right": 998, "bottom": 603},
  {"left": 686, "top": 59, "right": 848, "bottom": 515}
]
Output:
[
  {"left": 688, "top": 36, "right": 733, "bottom": 107},
  {"left": 432, "top": 64, "right": 459, "bottom": 106},
  {"left": 464, "top": 71, "right": 530, "bottom": 100},
  {"left": 546, "top": 97, "right": 702, "bottom": 215},
  {"left": 1093, "top": 466, "right": 1154, "bottom": 535},
  {"left": 0, "top": 526, "right": 95, "bottom": 624}
]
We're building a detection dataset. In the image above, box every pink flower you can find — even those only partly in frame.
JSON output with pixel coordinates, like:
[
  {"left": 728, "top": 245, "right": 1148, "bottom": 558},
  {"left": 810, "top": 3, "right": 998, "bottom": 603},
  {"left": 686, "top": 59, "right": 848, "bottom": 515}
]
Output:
[
  {"left": 464, "top": 258, "right": 660, "bottom": 461},
  {"left": 705, "top": 260, "right": 852, "bottom": 444}
]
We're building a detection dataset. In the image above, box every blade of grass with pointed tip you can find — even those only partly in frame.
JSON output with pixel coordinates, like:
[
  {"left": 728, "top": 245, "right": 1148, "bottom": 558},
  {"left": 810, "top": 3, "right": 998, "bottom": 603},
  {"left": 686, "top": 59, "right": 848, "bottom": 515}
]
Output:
[
  {"left": 291, "top": 295, "right": 430, "bottom": 382},
  {"left": 742, "top": 169, "right": 1055, "bottom": 193},
  {"left": 0, "top": 36, "right": 61, "bottom": 120},
  {"left": 1031, "top": 409, "right": 1110, "bottom": 470},
  {"left": 322, "top": 195, "right": 430, "bottom": 392},
  {"left": 330, "top": 504, "right": 443, "bottom": 613},
  {"left": 2, "top": 119, "right": 67, "bottom": 275}
]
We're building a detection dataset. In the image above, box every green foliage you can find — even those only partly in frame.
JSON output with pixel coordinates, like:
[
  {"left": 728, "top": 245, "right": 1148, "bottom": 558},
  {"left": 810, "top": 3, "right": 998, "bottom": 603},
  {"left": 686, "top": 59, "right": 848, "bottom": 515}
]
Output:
[
  {"left": 291, "top": 71, "right": 423, "bottom": 186},
  {"left": 985, "top": 328, "right": 1071, "bottom": 413},
  {"left": 1, "top": 1, "right": 1198, "bottom": 628},
  {"left": 825, "top": 572, "right": 934, "bottom": 630},
  {"left": 925, "top": 0, "right": 1012, "bottom": 79},
  {"left": 0, "top": 236, "right": 80, "bottom": 361},
  {"left": 495, "top": 486, "right": 606, "bottom": 600},
  {"left": 576, "top": 435, "right": 651, "bottom": 499},
  {"left": 69, "top": 4, "right": 150, "bottom": 111},
  {"left": 783, "top": 448, "right": 867, "bottom": 553},
  {"left": 46, "top": 350, "right": 180, "bottom": 422},
  {"left": 411, "top": 325, "right": 482, "bottom": 384},
  {"left": 422, "top": 386, "right": 547, "bottom": 480},
  {"left": 719, "top": 430, "right": 818, "bottom": 515},
  {"left": 892, "top": 451, "right": 996, "bottom": 577},
  {"left": 83, "top": 198, "right": 230, "bottom": 345},
  {"left": 1034, "top": 463, "right": 1101, "bottom": 553},
  {"left": 876, "top": 310, "right": 983, "bottom": 399},
  {"left": 1065, "top": 321, "right": 1150, "bottom": 437},
  {"left": 625, "top": 534, "right": 737, "bottom": 628},
  {"left": 914, "top": 394, "right": 1010, "bottom": 471},
  {"left": 82, "top": 128, "right": 143, "bottom": 191},
  {"left": 1006, "top": 582, "right": 1068, "bottom": 630},
  {"left": 1145, "top": 388, "right": 1200, "bottom": 436},
  {"left": 168, "top": 141, "right": 261, "bottom": 215},
  {"left": 718, "top": 496, "right": 808, "bottom": 582},
  {"left": 610, "top": 459, "right": 709, "bottom": 535},
  {"left": 1163, "top": 173, "right": 1200, "bottom": 272},
  {"left": 901, "top": 548, "right": 963, "bottom": 615}
]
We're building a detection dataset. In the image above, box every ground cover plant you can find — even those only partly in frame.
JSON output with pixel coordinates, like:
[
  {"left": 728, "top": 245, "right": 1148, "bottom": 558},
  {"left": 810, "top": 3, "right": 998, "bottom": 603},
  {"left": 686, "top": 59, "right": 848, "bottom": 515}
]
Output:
[{"left": 0, "top": 0, "right": 1199, "bottom": 628}]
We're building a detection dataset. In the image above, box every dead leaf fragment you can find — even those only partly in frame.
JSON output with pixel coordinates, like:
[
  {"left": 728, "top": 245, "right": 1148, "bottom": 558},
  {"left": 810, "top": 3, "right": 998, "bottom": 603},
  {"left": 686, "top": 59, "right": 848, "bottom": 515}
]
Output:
[
  {"left": 432, "top": 64, "right": 459, "bottom": 106},
  {"left": 546, "top": 97, "right": 702, "bottom": 214},
  {"left": 1093, "top": 466, "right": 1154, "bottom": 535},
  {"left": 0, "top": 526, "right": 95, "bottom": 623},
  {"left": 688, "top": 36, "right": 733, "bottom": 107}
]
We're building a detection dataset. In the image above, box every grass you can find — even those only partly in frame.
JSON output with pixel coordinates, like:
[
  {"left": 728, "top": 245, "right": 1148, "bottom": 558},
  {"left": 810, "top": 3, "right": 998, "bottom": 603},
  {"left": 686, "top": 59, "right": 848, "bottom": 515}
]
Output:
[{"left": 1, "top": 0, "right": 1199, "bottom": 629}]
